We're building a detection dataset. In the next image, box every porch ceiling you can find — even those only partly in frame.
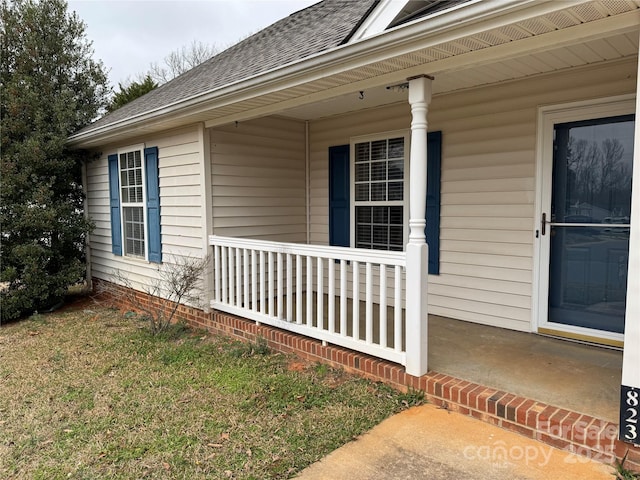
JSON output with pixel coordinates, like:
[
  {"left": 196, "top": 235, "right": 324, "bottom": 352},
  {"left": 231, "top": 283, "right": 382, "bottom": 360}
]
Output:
[
  {"left": 72, "top": 0, "right": 640, "bottom": 147},
  {"left": 279, "top": 29, "right": 639, "bottom": 121}
]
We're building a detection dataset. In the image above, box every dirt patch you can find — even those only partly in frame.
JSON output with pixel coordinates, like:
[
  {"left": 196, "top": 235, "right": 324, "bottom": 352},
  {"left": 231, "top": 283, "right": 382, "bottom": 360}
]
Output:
[{"left": 287, "top": 361, "right": 308, "bottom": 372}]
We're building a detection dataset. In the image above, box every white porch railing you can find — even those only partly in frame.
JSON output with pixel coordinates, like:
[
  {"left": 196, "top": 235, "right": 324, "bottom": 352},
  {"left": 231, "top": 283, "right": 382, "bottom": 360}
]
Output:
[{"left": 209, "top": 235, "right": 406, "bottom": 366}]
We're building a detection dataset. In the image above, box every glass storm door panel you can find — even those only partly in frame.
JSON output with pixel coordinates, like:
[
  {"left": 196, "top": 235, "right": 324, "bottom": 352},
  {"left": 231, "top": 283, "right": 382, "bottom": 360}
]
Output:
[{"left": 549, "top": 115, "right": 634, "bottom": 334}]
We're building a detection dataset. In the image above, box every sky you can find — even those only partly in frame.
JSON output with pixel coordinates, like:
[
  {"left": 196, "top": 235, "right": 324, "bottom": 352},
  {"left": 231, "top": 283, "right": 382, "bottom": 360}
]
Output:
[{"left": 68, "top": 0, "right": 319, "bottom": 88}]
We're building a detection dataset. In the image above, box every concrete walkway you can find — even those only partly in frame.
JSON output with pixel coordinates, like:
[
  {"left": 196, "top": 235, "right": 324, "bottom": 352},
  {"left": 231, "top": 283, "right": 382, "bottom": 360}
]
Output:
[{"left": 296, "top": 404, "right": 613, "bottom": 480}]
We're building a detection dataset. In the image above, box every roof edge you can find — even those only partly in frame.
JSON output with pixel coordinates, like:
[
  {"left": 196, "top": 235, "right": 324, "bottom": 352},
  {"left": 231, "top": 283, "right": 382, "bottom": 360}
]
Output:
[{"left": 68, "top": 0, "right": 583, "bottom": 148}]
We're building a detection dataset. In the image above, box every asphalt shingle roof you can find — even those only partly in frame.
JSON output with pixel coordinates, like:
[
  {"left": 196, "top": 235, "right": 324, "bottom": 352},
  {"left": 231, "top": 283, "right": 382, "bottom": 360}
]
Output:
[{"left": 79, "top": 0, "right": 378, "bottom": 134}]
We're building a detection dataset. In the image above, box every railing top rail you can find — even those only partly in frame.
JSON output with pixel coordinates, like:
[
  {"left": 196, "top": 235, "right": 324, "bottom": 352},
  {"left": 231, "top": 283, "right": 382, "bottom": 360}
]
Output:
[{"left": 209, "top": 235, "right": 406, "bottom": 267}]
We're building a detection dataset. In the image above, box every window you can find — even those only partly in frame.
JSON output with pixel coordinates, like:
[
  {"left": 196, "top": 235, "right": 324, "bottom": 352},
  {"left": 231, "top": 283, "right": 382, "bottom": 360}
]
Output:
[
  {"left": 353, "top": 136, "right": 406, "bottom": 251},
  {"left": 119, "top": 150, "right": 145, "bottom": 257},
  {"left": 329, "top": 131, "right": 442, "bottom": 274},
  {"left": 108, "top": 145, "right": 162, "bottom": 263}
]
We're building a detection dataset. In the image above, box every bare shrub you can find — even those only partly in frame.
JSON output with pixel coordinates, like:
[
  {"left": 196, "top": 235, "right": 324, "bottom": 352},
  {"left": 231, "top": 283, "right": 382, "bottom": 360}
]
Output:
[{"left": 104, "top": 255, "right": 210, "bottom": 334}]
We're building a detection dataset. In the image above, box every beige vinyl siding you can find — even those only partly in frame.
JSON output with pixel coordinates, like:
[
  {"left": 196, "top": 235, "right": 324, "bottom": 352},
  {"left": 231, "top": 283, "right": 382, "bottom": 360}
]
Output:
[
  {"left": 210, "top": 116, "right": 306, "bottom": 242},
  {"left": 86, "top": 126, "right": 204, "bottom": 291},
  {"left": 309, "top": 58, "right": 636, "bottom": 332}
]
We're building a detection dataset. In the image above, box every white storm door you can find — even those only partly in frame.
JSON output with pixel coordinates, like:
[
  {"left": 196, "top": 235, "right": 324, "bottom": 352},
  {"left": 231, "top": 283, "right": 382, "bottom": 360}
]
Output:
[{"left": 537, "top": 97, "right": 635, "bottom": 343}]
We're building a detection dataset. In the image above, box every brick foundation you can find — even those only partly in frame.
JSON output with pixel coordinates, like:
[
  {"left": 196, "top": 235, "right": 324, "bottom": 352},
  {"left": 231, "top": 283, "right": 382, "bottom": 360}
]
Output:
[{"left": 94, "top": 278, "right": 640, "bottom": 472}]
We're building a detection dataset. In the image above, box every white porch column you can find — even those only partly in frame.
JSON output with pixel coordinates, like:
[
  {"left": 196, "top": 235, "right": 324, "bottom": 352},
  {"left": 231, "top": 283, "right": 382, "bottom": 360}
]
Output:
[
  {"left": 405, "top": 75, "right": 432, "bottom": 377},
  {"left": 619, "top": 43, "right": 640, "bottom": 445}
]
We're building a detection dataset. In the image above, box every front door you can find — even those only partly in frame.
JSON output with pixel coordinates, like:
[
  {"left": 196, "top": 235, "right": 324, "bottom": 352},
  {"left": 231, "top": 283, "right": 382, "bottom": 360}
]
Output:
[{"left": 538, "top": 99, "right": 634, "bottom": 344}]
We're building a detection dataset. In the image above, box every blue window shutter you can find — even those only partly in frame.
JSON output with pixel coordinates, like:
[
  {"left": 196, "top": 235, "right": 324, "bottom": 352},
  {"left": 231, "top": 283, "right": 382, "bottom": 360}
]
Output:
[
  {"left": 329, "top": 145, "right": 350, "bottom": 247},
  {"left": 144, "top": 146, "right": 162, "bottom": 263},
  {"left": 426, "top": 131, "right": 442, "bottom": 275},
  {"left": 108, "top": 154, "right": 122, "bottom": 256}
]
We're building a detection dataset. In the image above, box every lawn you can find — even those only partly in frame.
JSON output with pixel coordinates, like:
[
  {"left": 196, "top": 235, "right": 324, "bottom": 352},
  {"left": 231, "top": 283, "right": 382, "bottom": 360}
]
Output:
[{"left": 0, "top": 303, "right": 417, "bottom": 479}]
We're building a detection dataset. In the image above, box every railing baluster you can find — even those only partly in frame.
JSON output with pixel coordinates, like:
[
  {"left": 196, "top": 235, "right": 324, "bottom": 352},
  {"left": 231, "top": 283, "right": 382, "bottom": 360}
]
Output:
[
  {"left": 380, "top": 264, "right": 387, "bottom": 348},
  {"left": 214, "top": 245, "right": 221, "bottom": 303},
  {"left": 296, "top": 254, "right": 302, "bottom": 324},
  {"left": 228, "top": 247, "right": 235, "bottom": 305},
  {"left": 251, "top": 250, "right": 257, "bottom": 312},
  {"left": 394, "top": 265, "right": 402, "bottom": 352},
  {"left": 277, "top": 252, "right": 283, "bottom": 319},
  {"left": 316, "top": 257, "right": 323, "bottom": 331},
  {"left": 268, "top": 251, "right": 274, "bottom": 317},
  {"left": 236, "top": 247, "right": 242, "bottom": 307},
  {"left": 328, "top": 259, "right": 335, "bottom": 334},
  {"left": 340, "top": 259, "right": 347, "bottom": 336},
  {"left": 221, "top": 246, "right": 228, "bottom": 304},
  {"left": 286, "top": 253, "right": 293, "bottom": 322},
  {"left": 352, "top": 261, "right": 359, "bottom": 341},
  {"left": 365, "top": 262, "right": 373, "bottom": 344},
  {"left": 243, "top": 249, "right": 249, "bottom": 308},
  {"left": 259, "top": 251, "right": 265, "bottom": 315},
  {"left": 306, "top": 256, "right": 313, "bottom": 327}
]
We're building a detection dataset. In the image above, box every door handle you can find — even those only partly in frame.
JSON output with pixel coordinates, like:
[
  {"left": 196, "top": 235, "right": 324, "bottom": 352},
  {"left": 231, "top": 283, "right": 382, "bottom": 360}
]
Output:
[{"left": 541, "top": 213, "right": 547, "bottom": 236}]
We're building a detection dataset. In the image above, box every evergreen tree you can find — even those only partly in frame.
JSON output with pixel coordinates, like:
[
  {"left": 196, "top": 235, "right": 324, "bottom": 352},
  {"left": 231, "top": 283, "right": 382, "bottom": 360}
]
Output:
[
  {"left": 107, "top": 75, "right": 158, "bottom": 112},
  {"left": 0, "top": 0, "right": 109, "bottom": 321}
]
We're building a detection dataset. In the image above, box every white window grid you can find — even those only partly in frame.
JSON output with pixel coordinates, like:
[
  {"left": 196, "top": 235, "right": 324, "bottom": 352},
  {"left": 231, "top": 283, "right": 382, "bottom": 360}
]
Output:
[
  {"left": 352, "top": 134, "right": 407, "bottom": 251},
  {"left": 118, "top": 147, "right": 147, "bottom": 259}
]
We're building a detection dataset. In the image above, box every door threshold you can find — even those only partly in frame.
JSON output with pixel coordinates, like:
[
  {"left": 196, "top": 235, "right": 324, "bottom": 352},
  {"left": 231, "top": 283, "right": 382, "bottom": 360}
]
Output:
[{"left": 538, "top": 327, "right": 623, "bottom": 350}]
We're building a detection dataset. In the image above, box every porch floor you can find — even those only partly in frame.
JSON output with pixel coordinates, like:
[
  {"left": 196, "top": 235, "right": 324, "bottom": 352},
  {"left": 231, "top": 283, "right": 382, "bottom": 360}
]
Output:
[{"left": 428, "top": 315, "right": 622, "bottom": 422}]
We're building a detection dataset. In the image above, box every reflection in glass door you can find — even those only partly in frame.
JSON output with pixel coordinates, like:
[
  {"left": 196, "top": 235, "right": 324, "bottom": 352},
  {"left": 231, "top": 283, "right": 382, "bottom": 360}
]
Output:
[{"left": 548, "top": 115, "right": 634, "bottom": 334}]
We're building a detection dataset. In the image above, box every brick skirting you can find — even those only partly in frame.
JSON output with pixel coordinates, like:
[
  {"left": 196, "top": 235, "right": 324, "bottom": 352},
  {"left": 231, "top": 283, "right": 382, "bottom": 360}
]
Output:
[{"left": 94, "top": 278, "right": 640, "bottom": 472}]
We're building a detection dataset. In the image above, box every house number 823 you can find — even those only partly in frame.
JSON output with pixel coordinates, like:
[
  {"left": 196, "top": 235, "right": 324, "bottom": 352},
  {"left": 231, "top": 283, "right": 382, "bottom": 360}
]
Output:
[{"left": 621, "top": 386, "right": 639, "bottom": 444}]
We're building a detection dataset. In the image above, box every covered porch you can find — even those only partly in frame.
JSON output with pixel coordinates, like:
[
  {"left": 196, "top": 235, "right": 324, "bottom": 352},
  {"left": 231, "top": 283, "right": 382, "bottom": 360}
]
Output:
[{"left": 199, "top": 0, "right": 640, "bottom": 464}]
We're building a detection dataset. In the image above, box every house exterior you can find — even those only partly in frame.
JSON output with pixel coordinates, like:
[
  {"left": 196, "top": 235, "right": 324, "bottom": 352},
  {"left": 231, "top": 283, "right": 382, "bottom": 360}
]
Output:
[{"left": 71, "top": 0, "right": 640, "bottom": 463}]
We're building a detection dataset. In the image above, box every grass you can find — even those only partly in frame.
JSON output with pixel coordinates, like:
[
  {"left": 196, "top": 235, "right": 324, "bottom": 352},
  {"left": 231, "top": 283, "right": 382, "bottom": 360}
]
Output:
[
  {"left": 614, "top": 452, "right": 640, "bottom": 480},
  {"left": 0, "top": 303, "right": 417, "bottom": 479}
]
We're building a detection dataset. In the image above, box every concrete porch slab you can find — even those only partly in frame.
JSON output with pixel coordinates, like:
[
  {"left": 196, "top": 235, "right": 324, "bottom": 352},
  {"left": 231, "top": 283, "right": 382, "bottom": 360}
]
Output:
[{"left": 428, "top": 315, "right": 622, "bottom": 422}]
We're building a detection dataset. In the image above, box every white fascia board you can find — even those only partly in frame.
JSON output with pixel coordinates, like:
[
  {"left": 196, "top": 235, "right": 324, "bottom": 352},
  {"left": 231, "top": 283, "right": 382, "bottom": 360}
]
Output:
[{"left": 67, "top": 0, "right": 599, "bottom": 147}]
